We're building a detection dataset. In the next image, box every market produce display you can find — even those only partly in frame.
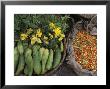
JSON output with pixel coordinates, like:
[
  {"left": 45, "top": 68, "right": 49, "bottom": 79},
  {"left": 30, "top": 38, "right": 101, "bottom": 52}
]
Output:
[
  {"left": 14, "top": 14, "right": 97, "bottom": 76},
  {"left": 14, "top": 14, "right": 69, "bottom": 76}
]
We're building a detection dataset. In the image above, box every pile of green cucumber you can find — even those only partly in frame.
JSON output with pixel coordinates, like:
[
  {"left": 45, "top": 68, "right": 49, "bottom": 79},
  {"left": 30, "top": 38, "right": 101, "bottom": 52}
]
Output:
[{"left": 14, "top": 41, "right": 63, "bottom": 76}]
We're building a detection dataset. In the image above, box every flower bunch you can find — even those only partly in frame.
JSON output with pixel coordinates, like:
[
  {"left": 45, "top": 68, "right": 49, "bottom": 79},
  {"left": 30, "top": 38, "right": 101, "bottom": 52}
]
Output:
[
  {"left": 16, "top": 15, "right": 70, "bottom": 48},
  {"left": 49, "top": 22, "right": 65, "bottom": 41},
  {"left": 20, "top": 22, "right": 65, "bottom": 47}
]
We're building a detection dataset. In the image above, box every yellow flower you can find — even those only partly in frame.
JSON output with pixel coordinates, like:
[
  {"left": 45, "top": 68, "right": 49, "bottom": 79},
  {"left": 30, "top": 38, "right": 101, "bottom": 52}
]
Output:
[
  {"left": 31, "top": 35, "right": 42, "bottom": 45},
  {"left": 58, "top": 33, "right": 65, "bottom": 41},
  {"left": 54, "top": 27, "right": 61, "bottom": 37},
  {"left": 26, "top": 28, "right": 33, "bottom": 35},
  {"left": 36, "top": 28, "right": 42, "bottom": 37},
  {"left": 49, "top": 33, "right": 53, "bottom": 39},
  {"left": 36, "top": 38, "right": 42, "bottom": 43},
  {"left": 32, "top": 34, "right": 35, "bottom": 38},
  {"left": 43, "top": 36, "right": 49, "bottom": 44},
  {"left": 49, "top": 22, "right": 55, "bottom": 29},
  {"left": 20, "top": 33, "right": 28, "bottom": 40},
  {"left": 58, "top": 37, "right": 64, "bottom": 41},
  {"left": 60, "top": 33, "right": 65, "bottom": 38},
  {"left": 31, "top": 36, "right": 37, "bottom": 45}
]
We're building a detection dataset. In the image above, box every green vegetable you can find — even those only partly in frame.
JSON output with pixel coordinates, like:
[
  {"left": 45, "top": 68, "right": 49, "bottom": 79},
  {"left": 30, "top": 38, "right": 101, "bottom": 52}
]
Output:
[
  {"left": 15, "top": 54, "right": 25, "bottom": 75},
  {"left": 24, "top": 65, "right": 28, "bottom": 76},
  {"left": 46, "top": 49, "right": 53, "bottom": 70},
  {"left": 24, "top": 48, "right": 33, "bottom": 76},
  {"left": 17, "top": 41, "right": 24, "bottom": 54},
  {"left": 32, "top": 45, "right": 42, "bottom": 75},
  {"left": 33, "top": 45, "right": 40, "bottom": 52},
  {"left": 53, "top": 48, "right": 61, "bottom": 68},
  {"left": 39, "top": 47, "right": 45, "bottom": 61},
  {"left": 22, "top": 42, "right": 28, "bottom": 50},
  {"left": 14, "top": 47, "right": 19, "bottom": 72},
  {"left": 41, "top": 48, "right": 49, "bottom": 74}
]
